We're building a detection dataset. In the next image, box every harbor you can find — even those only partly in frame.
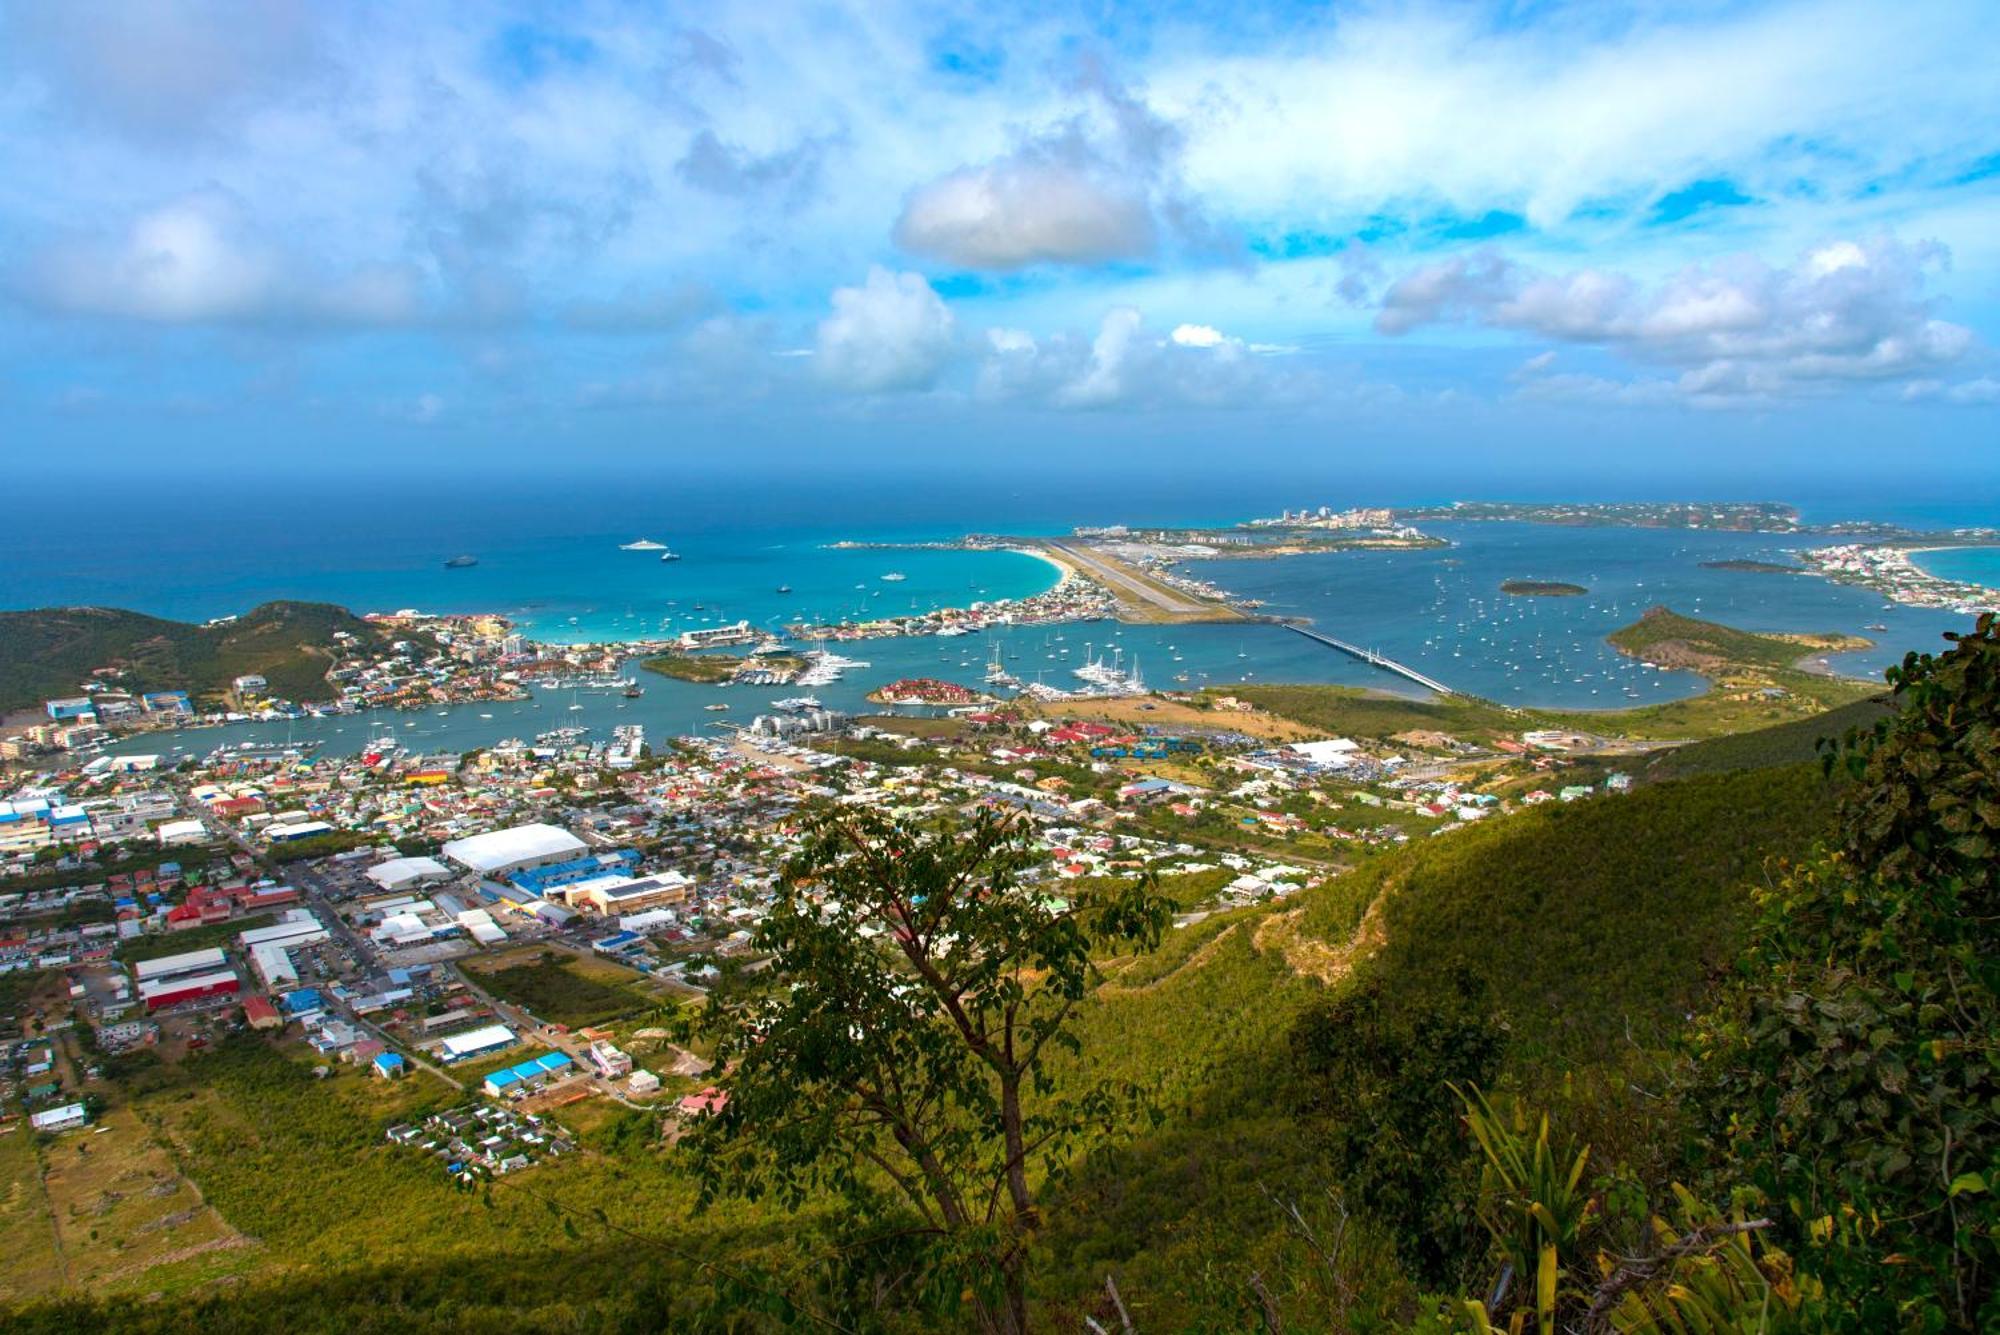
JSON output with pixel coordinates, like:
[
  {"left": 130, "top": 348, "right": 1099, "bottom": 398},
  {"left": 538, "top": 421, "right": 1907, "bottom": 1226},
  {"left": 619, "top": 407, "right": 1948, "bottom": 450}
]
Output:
[{"left": 58, "top": 515, "right": 1989, "bottom": 765}]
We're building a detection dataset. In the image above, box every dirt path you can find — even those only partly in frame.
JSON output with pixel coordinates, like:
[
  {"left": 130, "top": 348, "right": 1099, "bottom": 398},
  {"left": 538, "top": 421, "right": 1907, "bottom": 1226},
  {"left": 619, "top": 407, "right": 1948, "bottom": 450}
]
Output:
[
  {"left": 1251, "top": 888, "right": 1388, "bottom": 988},
  {"left": 1098, "top": 923, "right": 1242, "bottom": 997}
]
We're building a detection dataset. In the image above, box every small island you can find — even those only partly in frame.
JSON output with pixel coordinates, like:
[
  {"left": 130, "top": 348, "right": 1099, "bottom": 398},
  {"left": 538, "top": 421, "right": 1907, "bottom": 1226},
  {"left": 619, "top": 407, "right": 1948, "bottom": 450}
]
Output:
[
  {"left": 1501, "top": 579, "right": 1588, "bottom": 597},
  {"left": 867, "top": 678, "right": 988, "bottom": 706},
  {"left": 1699, "top": 559, "right": 1801, "bottom": 574}
]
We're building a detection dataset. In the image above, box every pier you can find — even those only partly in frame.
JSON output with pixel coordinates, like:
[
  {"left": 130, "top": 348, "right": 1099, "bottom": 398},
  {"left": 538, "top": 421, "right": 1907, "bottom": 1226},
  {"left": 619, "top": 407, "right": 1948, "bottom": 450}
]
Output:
[{"left": 1286, "top": 624, "right": 1455, "bottom": 696}]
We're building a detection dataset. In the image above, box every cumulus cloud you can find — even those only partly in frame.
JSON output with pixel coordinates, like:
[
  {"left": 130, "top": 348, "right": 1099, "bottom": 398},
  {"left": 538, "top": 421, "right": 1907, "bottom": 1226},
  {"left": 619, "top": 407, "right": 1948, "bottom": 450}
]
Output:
[
  {"left": 894, "top": 64, "right": 1214, "bottom": 270},
  {"left": 1170, "top": 323, "right": 1226, "bottom": 348},
  {"left": 977, "top": 310, "right": 1306, "bottom": 410},
  {"left": 1377, "top": 235, "right": 1976, "bottom": 397},
  {"left": 815, "top": 267, "right": 956, "bottom": 393},
  {"left": 895, "top": 157, "right": 1156, "bottom": 269},
  {"left": 17, "top": 191, "right": 424, "bottom": 327}
]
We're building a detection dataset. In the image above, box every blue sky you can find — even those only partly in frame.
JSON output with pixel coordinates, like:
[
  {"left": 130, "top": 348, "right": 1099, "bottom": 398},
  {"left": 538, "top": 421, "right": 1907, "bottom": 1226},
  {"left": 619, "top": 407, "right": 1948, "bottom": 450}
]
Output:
[{"left": 0, "top": 0, "right": 1995, "bottom": 484}]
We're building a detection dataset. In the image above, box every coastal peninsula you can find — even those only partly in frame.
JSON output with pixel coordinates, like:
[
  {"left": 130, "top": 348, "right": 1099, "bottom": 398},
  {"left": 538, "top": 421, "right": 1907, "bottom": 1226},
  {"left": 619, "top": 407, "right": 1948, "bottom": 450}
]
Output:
[
  {"left": 1802, "top": 542, "right": 2000, "bottom": 616},
  {"left": 1700, "top": 559, "right": 1802, "bottom": 574}
]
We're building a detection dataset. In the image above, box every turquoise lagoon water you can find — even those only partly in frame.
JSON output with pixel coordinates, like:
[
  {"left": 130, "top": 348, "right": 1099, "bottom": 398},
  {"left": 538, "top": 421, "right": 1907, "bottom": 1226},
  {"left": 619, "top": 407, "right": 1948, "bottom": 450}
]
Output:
[
  {"left": 1909, "top": 546, "right": 2000, "bottom": 591},
  {"left": 92, "top": 520, "right": 1982, "bottom": 760}
]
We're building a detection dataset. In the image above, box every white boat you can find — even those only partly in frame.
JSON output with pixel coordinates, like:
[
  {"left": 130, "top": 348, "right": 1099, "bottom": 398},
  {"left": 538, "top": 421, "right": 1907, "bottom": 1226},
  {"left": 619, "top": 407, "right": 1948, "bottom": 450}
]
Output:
[
  {"left": 772, "top": 696, "right": 822, "bottom": 712},
  {"left": 881, "top": 572, "right": 906, "bottom": 582},
  {"left": 620, "top": 539, "right": 668, "bottom": 551}
]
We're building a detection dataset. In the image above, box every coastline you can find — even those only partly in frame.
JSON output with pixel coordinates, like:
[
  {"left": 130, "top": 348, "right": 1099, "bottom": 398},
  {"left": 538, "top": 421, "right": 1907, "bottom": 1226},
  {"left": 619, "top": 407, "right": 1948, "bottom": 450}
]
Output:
[
  {"left": 1009, "top": 544, "right": 1076, "bottom": 591},
  {"left": 1905, "top": 544, "right": 2000, "bottom": 589},
  {"left": 1802, "top": 541, "right": 2000, "bottom": 615}
]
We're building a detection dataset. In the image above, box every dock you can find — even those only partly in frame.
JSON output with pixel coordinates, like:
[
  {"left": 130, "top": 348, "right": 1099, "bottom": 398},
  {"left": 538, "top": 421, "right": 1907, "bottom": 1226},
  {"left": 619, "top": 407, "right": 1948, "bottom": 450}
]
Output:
[{"left": 1286, "top": 624, "right": 1455, "bottom": 696}]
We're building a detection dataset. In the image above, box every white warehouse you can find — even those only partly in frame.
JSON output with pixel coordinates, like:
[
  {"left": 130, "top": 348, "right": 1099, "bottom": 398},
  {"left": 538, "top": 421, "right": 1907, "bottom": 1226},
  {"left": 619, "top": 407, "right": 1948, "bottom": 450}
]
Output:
[{"left": 440, "top": 824, "right": 586, "bottom": 879}]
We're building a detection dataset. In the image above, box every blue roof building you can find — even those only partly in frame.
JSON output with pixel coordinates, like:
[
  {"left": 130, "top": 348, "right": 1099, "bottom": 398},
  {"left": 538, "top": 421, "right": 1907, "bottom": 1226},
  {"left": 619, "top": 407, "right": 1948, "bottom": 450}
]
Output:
[
  {"left": 373, "top": 1052, "right": 405, "bottom": 1079},
  {"left": 508, "top": 849, "right": 640, "bottom": 896}
]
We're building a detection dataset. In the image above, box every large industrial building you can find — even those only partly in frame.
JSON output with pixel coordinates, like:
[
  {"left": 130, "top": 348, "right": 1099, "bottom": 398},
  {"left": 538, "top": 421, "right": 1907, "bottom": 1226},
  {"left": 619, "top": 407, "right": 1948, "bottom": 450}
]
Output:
[
  {"left": 139, "top": 970, "right": 240, "bottom": 1012},
  {"left": 133, "top": 947, "right": 227, "bottom": 985},
  {"left": 441, "top": 823, "right": 587, "bottom": 879},
  {"left": 558, "top": 870, "right": 694, "bottom": 916},
  {"left": 240, "top": 912, "right": 330, "bottom": 989},
  {"left": 365, "top": 855, "right": 453, "bottom": 893},
  {"left": 438, "top": 1023, "right": 517, "bottom": 1062}
]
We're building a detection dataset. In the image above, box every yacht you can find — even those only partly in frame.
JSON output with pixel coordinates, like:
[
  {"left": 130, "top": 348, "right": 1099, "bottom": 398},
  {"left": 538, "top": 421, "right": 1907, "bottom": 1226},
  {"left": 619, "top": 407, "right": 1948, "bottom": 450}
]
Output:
[
  {"left": 620, "top": 539, "right": 668, "bottom": 551},
  {"left": 881, "top": 572, "right": 907, "bottom": 582},
  {"left": 658, "top": 549, "right": 681, "bottom": 562},
  {"left": 772, "top": 695, "right": 822, "bottom": 711}
]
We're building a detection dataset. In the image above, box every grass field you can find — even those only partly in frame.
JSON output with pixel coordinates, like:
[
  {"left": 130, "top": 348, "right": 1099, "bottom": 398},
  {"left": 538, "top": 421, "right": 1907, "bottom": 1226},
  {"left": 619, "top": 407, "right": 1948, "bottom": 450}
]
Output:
[
  {"left": 0, "top": 1126, "right": 65, "bottom": 1303},
  {"left": 463, "top": 949, "right": 664, "bottom": 1028}
]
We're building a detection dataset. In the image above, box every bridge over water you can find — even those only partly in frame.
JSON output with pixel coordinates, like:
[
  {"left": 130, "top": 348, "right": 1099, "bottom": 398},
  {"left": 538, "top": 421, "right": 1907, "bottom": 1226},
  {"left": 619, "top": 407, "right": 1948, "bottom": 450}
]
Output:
[{"left": 1285, "top": 624, "right": 1456, "bottom": 696}]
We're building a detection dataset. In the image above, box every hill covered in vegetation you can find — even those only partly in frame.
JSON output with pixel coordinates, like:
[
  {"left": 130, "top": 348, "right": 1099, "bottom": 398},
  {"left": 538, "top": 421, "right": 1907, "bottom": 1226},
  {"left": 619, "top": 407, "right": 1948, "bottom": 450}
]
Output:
[
  {"left": 9, "top": 620, "right": 1994, "bottom": 1333},
  {"left": 0, "top": 601, "right": 405, "bottom": 711},
  {"left": 1606, "top": 603, "right": 1865, "bottom": 671}
]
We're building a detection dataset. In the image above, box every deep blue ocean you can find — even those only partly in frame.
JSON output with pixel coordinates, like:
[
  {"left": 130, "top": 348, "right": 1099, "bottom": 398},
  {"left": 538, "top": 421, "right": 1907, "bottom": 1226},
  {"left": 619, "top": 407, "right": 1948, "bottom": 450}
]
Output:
[{"left": 4, "top": 470, "right": 1991, "bottom": 759}]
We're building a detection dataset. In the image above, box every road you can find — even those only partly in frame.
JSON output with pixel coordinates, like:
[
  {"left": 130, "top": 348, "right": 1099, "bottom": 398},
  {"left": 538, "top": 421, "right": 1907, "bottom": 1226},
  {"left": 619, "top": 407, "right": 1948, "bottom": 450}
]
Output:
[{"left": 1045, "top": 542, "right": 1216, "bottom": 616}]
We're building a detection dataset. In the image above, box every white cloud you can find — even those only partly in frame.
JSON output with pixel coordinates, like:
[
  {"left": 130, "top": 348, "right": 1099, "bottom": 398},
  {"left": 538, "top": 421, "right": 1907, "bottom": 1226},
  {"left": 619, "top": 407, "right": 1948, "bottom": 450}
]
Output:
[
  {"left": 893, "top": 64, "right": 1215, "bottom": 271},
  {"left": 19, "top": 191, "right": 426, "bottom": 327},
  {"left": 895, "top": 157, "right": 1154, "bottom": 269},
  {"left": 1059, "top": 307, "right": 1146, "bottom": 408},
  {"left": 814, "top": 266, "right": 956, "bottom": 393},
  {"left": 1165, "top": 2, "right": 1999, "bottom": 238},
  {"left": 1378, "top": 235, "right": 1976, "bottom": 397},
  {"left": 1946, "top": 376, "right": 2000, "bottom": 406},
  {"left": 978, "top": 307, "right": 1309, "bottom": 411},
  {"left": 1170, "top": 323, "right": 1226, "bottom": 348},
  {"left": 986, "top": 328, "right": 1037, "bottom": 354}
]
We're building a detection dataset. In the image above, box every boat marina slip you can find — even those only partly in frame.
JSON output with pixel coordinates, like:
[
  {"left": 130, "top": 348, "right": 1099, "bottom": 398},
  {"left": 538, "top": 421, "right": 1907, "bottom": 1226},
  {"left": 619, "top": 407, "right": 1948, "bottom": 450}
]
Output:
[{"left": 67, "top": 508, "right": 1991, "bottom": 763}]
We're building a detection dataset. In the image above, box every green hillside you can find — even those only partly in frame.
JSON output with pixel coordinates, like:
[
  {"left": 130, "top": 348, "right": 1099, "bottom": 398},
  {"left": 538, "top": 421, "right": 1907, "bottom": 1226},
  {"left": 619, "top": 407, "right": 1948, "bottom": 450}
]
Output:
[
  {"left": 0, "top": 601, "right": 407, "bottom": 711},
  {"left": 1605, "top": 603, "right": 1861, "bottom": 671},
  {"left": 10, "top": 621, "right": 1992, "bottom": 1332},
  {"left": 1633, "top": 693, "right": 1894, "bottom": 781}
]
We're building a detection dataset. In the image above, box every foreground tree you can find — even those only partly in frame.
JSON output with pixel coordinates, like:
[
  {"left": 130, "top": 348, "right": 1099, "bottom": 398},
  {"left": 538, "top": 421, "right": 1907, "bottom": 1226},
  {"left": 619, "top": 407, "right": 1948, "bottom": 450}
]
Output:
[
  {"left": 1689, "top": 613, "right": 2000, "bottom": 1329},
  {"left": 686, "top": 806, "right": 1172, "bottom": 1334}
]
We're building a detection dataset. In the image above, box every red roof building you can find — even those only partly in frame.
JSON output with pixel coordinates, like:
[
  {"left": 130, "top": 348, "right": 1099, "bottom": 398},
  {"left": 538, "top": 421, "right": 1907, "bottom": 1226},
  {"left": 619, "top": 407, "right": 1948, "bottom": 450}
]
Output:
[
  {"left": 678, "top": 1087, "right": 729, "bottom": 1118},
  {"left": 242, "top": 996, "right": 283, "bottom": 1030}
]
